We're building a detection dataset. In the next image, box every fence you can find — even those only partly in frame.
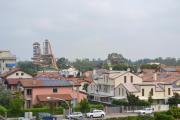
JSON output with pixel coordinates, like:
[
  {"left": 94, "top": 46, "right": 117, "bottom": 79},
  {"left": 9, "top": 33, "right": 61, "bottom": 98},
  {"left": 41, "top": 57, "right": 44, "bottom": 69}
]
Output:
[{"left": 105, "top": 105, "right": 169, "bottom": 114}]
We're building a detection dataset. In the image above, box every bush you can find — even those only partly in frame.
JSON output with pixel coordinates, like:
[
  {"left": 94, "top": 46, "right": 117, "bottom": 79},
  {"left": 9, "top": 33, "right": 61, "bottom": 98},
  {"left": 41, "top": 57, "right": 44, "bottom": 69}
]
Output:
[
  {"left": 89, "top": 104, "right": 104, "bottom": 110},
  {"left": 154, "top": 112, "right": 175, "bottom": 120},
  {"left": 137, "top": 100, "right": 150, "bottom": 106},
  {"left": 112, "top": 100, "right": 128, "bottom": 106},
  {"left": 0, "top": 105, "right": 7, "bottom": 116},
  {"left": 23, "top": 107, "right": 63, "bottom": 116},
  {"left": 137, "top": 115, "right": 154, "bottom": 120},
  {"left": 168, "top": 106, "right": 180, "bottom": 119}
]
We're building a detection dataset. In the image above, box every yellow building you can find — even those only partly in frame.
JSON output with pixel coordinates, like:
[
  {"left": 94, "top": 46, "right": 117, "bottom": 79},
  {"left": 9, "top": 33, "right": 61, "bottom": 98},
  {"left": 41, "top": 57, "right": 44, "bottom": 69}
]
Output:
[{"left": 0, "top": 50, "right": 16, "bottom": 74}]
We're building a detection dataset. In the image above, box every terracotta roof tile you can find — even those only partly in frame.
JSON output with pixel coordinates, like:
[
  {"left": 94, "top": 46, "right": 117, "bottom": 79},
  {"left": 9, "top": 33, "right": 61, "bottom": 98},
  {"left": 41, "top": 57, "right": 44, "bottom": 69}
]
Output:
[{"left": 37, "top": 94, "right": 72, "bottom": 102}]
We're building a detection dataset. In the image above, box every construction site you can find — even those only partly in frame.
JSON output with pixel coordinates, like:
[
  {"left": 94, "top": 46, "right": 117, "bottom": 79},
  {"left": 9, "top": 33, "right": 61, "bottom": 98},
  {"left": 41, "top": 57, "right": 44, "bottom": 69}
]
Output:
[{"left": 32, "top": 40, "right": 58, "bottom": 70}]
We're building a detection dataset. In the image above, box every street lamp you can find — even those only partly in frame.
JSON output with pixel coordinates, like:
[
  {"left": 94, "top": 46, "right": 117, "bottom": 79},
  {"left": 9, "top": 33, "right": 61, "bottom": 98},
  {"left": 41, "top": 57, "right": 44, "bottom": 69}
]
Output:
[{"left": 46, "top": 96, "right": 71, "bottom": 119}]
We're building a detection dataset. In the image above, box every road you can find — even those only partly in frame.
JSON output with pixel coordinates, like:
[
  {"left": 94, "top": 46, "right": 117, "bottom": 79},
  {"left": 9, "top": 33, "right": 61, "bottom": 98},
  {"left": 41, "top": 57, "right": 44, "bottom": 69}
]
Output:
[{"left": 55, "top": 113, "right": 138, "bottom": 120}]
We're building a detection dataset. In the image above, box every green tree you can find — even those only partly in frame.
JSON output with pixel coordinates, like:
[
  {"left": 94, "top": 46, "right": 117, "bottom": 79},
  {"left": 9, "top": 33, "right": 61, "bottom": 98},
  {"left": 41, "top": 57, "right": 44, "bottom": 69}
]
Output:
[
  {"left": 79, "top": 99, "right": 90, "bottom": 113},
  {"left": 168, "top": 93, "right": 180, "bottom": 106},
  {"left": 17, "top": 61, "right": 39, "bottom": 76},
  {"left": 127, "top": 94, "right": 139, "bottom": 107},
  {"left": 0, "top": 86, "right": 12, "bottom": 108},
  {"left": 82, "top": 83, "right": 89, "bottom": 92},
  {"left": 56, "top": 57, "right": 70, "bottom": 69},
  {"left": 9, "top": 92, "right": 24, "bottom": 116}
]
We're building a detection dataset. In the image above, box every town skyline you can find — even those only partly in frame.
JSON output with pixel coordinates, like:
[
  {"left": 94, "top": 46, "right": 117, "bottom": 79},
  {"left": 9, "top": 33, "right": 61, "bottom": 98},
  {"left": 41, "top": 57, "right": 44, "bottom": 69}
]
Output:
[{"left": 1, "top": 0, "right": 180, "bottom": 61}]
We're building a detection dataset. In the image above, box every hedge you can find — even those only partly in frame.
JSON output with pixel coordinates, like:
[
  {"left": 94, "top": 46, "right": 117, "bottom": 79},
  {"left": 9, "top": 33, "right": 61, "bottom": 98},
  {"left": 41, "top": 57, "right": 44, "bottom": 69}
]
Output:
[{"left": 23, "top": 107, "right": 64, "bottom": 115}]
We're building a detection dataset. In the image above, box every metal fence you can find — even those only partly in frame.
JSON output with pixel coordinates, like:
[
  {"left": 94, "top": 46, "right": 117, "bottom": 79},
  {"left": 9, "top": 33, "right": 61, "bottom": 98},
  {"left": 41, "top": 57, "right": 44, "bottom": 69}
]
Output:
[{"left": 105, "top": 105, "right": 169, "bottom": 114}]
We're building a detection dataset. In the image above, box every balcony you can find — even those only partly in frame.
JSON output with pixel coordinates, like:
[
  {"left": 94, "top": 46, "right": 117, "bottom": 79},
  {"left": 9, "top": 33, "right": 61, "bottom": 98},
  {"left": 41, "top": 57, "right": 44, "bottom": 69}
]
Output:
[{"left": 90, "top": 90, "right": 114, "bottom": 97}]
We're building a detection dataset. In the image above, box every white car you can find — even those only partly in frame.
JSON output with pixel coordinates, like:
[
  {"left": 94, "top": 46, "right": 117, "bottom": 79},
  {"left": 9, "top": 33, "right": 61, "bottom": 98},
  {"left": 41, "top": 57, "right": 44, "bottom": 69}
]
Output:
[
  {"left": 86, "top": 110, "right": 105, "bottom": 118},
  {"left": 137, "top": 108, "right": 154, "bottom": 115},
  {"left": 66, "top": 112, "right": 83, "bottom": 119}
]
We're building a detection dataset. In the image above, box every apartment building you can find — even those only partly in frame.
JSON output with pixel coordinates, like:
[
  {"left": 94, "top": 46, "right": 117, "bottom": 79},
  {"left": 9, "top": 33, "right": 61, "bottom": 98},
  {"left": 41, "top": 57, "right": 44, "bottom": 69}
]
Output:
[
  {"left": 88, "top": 70, "right": 142, "bottom": 103},
  {"left": 0, "top": 51, "right": 16, "bottom": 74}
]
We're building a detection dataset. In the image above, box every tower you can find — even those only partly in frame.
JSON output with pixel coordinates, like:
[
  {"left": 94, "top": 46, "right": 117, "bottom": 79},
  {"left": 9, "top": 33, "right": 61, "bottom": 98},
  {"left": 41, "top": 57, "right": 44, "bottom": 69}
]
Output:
[{"left": 32, "top": 42, "right": 41, "bottom": 64}]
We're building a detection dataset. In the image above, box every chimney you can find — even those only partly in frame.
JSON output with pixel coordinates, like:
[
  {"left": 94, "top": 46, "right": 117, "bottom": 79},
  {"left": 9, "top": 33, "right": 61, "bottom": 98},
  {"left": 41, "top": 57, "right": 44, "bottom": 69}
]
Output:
[{"left": 153, "top": 73, "right": 157, "bottom": 81}]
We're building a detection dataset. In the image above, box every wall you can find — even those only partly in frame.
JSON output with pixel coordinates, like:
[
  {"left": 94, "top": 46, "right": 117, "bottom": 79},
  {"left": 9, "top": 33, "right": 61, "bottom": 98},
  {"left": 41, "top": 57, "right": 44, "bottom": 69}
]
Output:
[
  {"left": 31, "top": 86, "right": 86, "bottom": 105},
  {"left": 114, "top": 72, "right": 142, "bottom": 87},
  {"left": 7, "top": 71, "right": 33, "bottom": 79}
]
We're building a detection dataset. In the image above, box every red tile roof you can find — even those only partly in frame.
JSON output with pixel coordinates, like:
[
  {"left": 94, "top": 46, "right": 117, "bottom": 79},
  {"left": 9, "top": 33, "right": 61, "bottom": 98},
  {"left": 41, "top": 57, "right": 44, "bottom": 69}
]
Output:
[
  {"left": 37, "top": 94, "right": 72, "bottom": 101},
  {"left": 6, "top": 78, "right": 22, "bottom": 85}
]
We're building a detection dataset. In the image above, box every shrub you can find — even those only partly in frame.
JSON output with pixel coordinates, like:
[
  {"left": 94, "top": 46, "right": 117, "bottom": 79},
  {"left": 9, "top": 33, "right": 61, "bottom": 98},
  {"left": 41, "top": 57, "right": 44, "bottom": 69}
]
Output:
[
  {"left": 168, "top": 106, "right": 180, "bottom": 119},
  {"left": 154, "top": 112, "right": 175, "bottom": 120},
  {"left": 23, "top": 107, "right": 64, "bottom": 116},
  {"left": 89, "top": 104, "right": 104, "bottom": 110},
  {"left": 112, "top": 100, "right": 128, "bottom": 106},
  {"left": 0, "top": 105, "right": 7, "bottom": 116},
  {"left": 137, "top": 115, "right": 154, "bottom": 120}
]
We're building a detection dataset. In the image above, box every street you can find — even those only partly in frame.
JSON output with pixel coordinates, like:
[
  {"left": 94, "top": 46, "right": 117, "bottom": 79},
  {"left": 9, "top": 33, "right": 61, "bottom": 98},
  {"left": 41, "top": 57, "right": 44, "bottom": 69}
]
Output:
[{"left": 56, "top": 113, "right": 138, "bottom": 120}]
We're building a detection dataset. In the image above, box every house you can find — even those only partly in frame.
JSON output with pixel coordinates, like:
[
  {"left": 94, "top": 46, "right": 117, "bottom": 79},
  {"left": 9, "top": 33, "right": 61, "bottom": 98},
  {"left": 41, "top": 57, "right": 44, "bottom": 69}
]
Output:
[
  {"left": 88, "top": 70, "right": 142, "bottom": 103},
  {"left": 60, "top": 67, "right": 79, "bottom": 78},
  {"left": 1, "top": 68, "right": 33, "bottom": 91},
  {"left": 17, "top": 79, "right": 87, "bottom": 108},
  {"left": 116, "top": 82, "right": 173, "bottom": 104},
  {"left": 0, "top": 51, "right": 16, "bottom": 74}
]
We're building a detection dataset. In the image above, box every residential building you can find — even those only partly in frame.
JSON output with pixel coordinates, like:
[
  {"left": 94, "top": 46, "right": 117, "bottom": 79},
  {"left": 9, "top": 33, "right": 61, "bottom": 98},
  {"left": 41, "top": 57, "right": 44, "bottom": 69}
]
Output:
[
  {"left": 1, "top": 68, "right": 33, "bottom": 91},
  {"left": 88, "top": 70, "right": 142, "bottom": 103},
  {"left": 0, "top": 51, "right": 16, "bottom": 74},
  {"left": 116, "top": 82, "right": 173, "bottom": 104},
  {"left": 60, "top": 67, "right": 79, "bottom": 78},
  {"left": 17, "top": 79, "right": 87, "bottom": 108}
]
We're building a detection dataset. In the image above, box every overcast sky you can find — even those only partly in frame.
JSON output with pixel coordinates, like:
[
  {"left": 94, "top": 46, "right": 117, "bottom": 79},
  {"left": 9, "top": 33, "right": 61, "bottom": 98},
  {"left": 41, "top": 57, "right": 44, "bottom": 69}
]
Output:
[{"left": 0, "top": 0, "right": 180, "bottom": 61}]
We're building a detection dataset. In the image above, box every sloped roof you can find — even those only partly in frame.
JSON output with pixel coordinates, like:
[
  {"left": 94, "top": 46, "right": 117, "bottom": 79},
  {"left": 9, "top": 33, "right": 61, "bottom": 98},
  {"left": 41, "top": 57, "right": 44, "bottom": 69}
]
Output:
[
  {"left": 1, "top": 68, "right": 21, "bottom": 78},
  {"left": 122, "top": 83, "right": 139, "bottom": 92},
  {"left": 19, "top": 79, "right": 79, "bottom": 88},
  {"left": 37, "top": 94, "right": 72, "bottom": 101}
]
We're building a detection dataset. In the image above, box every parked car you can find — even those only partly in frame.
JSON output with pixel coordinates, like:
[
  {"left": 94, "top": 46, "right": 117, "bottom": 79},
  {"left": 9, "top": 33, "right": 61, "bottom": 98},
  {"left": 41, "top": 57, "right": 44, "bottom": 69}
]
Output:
[
  {"left": 137, "top": 108, "right": 154, "bottom": 115},
  {"left": 65, "top": 112, "right": 83, "bottom": 119},
  {"left": 86, "top": 110, "right": 105, "bottom": 118}
]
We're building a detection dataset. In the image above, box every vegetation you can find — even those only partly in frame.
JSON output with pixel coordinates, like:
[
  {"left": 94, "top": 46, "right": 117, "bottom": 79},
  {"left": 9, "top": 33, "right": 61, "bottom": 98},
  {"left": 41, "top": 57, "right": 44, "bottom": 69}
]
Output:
[
  {"left": 56, "top": 57, "right": 70, "bottom": 69},
  {"left": 112, "top": 94, "right": 150, "bottom": 107},
  {"left": 0, "top": 86, "right": 12, "bottom": 108},
  {"left": 168, "top": 93, "right": 180, "bottom": 107},
  {"left": 0, "top": 105, "right": 7, "bottom": 116},
  {"left": 82, "top": 83, "right": 89, "bottom": 92},
  {"left": 112, "top": 99, "right": 128, "bottom": 106},
  {"left": 17, "top": 61, "right": 39, "bottom": 76},
  {"left": 140, "top": 64, "right": 159, "bottom": 69},
  {"left": 74, "top": 99, "right": 104, "bottom": 113}
]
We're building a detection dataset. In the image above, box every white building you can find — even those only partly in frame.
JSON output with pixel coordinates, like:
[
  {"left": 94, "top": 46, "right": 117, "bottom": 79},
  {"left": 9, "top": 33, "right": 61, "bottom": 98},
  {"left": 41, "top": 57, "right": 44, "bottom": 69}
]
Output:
[
  {"left": 88, "top": 69, "right": 176, "bottom": 105},
  {"left": 88, "top": 70, "right": 142, "bottom": 103},
  {"left": 60, "top": 67, "right": 79, "bottom": 78}
]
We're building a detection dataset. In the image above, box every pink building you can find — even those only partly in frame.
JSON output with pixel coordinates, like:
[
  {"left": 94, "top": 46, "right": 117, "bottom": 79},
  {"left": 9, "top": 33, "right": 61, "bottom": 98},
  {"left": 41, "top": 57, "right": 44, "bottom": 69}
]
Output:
[{"left": 17, "top": 79, "right": 87, "bottom": 108}]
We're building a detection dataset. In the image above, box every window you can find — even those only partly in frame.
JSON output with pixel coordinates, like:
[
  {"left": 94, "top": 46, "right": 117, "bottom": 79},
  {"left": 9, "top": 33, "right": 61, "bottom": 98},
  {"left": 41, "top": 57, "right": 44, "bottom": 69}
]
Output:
[
  {"left": 26, "top": 100, "right": 31, "bottom": 108},
  {"left": 168, "top": 88, "right": 171, "bottom": 95},
  {"left": 119, "top": 88, "right": 121, "bottom": 95},
  {"left": 124, "top": 76, "right": 127, "bottom": 83},
  {"left": 131, "top": 76, "right": 133, "bottom": 83},
  {"left": 16, "top": 73, "right": 19, "bottom": 76},
  {"left": 21, "top": 72, "right": 24, "bottom": 76},
  {"left": 26, "top": 89, "right": 32, "bottom": 95},
  {"left": 122, "top": 88, "right": 124, "bottom": 96},
  {"left": 150, "top": 88, "right": 153, "bottom": 96},
  {"left": 142, "top": 89, "right": 144, "bottom": 96},
  {"left": 53, "top": 88, "right": 58, "bottom": 93}
]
